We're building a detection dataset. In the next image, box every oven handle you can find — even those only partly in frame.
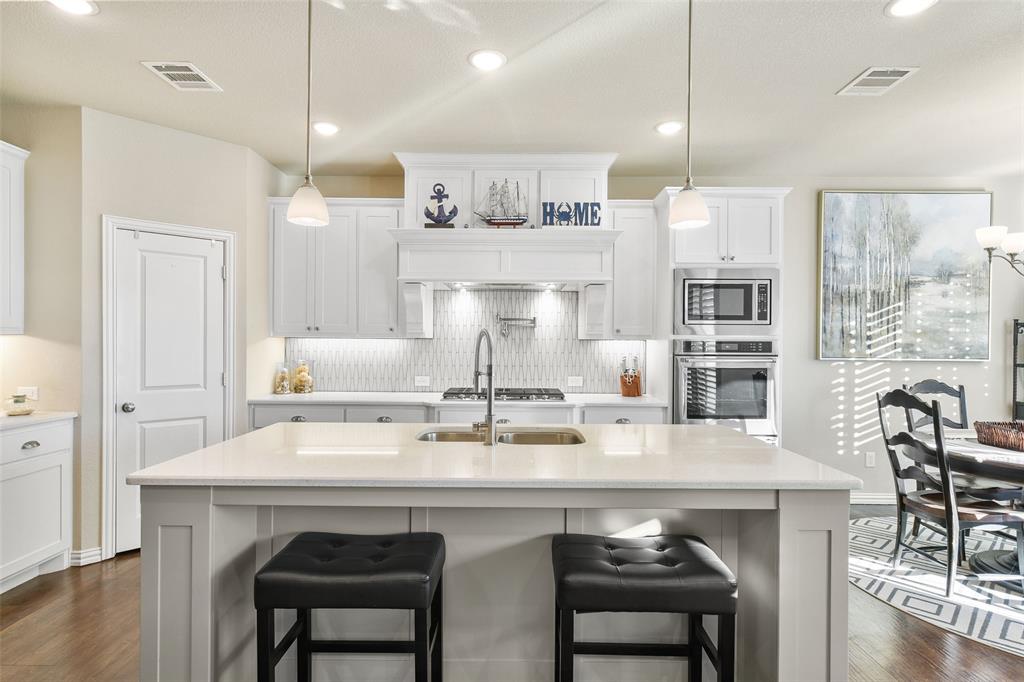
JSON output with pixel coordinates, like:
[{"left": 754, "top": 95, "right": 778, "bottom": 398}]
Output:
[{"left": 678, "top": 357, "right": 777, "bottom": 366}]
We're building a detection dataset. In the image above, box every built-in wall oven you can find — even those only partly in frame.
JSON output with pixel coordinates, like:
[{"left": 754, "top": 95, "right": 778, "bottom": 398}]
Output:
[
  {"left": 674, "top": 268, "right": 779, "bottom": 336},
  {"left": 673, "top": 338, "right": 779, "bottom": 443}
]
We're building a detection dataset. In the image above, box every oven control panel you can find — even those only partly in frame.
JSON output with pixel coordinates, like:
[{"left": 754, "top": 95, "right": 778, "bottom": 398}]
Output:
[
  {"left": 677, "top": 339, "right": 775, "bottom": 355},
  {"left": 757, "top": 283, "right": 770, "bottom": 321}
]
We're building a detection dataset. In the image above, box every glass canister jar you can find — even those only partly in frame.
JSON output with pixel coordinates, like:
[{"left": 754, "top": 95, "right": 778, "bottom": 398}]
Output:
[
  {"left": 272, "top": 363, "right": 292, "bottom": 394},
  {"left": 292, "top": 360, "right": 314, "bottom": 394},
  {"left": 5, "top": 394, "right": 35, "bottom": 416}
]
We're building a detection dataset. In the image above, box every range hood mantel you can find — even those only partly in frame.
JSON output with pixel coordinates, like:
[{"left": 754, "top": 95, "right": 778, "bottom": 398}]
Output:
[{"left": 389, "top": 229, "right": 622, "bottom": 283}]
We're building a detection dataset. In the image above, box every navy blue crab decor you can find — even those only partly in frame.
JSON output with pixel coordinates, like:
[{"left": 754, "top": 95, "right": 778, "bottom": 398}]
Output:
[
  {"left": 541, "top": 201, "right": 601, "bottom": 227},
  {"left": 424, "top": 183, "right": 459, "bottom": 227}
]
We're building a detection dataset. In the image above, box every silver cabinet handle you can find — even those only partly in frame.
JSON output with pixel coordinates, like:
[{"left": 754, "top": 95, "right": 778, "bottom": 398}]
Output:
[
  {"left": 388, "top": 327, "right": 395, "bottom": 332},
  {"left": 377, "top": 416, "right": 392, "bottom": 423},
  {"left": 291, "top": 415, "right": 307, "bottom": 422},
  {"left": 306, "top": 326, "right": 312, "bottom": 331},
  {"left": 729, "top": 255, "right": 736, "bottom": 261},
  {"left": 615, "top": 328, "right": 622, "bottom": 334},
  {"left": 121, "top": 402, "right": 136, "bottom": 413},
  {"left": 22, "top": 440, "right": 41, "bottom": 450},
  {"left": 615, "top": 418, "right": 631, "bottom": 424},
  {"left": 314, "top": 326, "right": 320, "bottom": 331},
  {"left": 720, "top": 256, "right": 727, "bottom": 261},
  {"left": 496, "top": 418, "right": 511, "bottom": 424}
]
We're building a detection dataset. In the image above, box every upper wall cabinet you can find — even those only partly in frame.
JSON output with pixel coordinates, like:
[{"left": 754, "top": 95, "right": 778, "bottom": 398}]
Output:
[
  {"left": 608, "top": 202, "right": 656, "bottom": 338},
  {"left": 0, "top": 142, "right": 29, "bottom": 335},
  {"left": 270, "top": 199, "right": 431, "bottom": 338},
  {"left": 664, "top": 189, "right": 789, "bottom": 265},
  {"left": 394, "top": 153, "right": 617, "bottom": 230}
]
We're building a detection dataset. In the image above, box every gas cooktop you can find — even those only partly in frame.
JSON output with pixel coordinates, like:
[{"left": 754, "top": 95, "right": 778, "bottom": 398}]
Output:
[{"left": 442, "top": 387, "right": 566, "bottom": 401}]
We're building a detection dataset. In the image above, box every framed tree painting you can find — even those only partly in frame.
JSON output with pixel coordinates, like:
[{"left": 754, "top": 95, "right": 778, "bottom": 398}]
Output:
[{"left": 818, "top": 190, "right": 992, "bottom": 361}]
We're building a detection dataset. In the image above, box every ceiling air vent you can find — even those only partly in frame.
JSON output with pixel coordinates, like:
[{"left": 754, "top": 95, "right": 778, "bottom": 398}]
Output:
[
  {"left": 836, "top": 66, "right": 918, "bottom": 96},
  {"left": 141, "top": 62, "right": 222, "bottom": 92}
]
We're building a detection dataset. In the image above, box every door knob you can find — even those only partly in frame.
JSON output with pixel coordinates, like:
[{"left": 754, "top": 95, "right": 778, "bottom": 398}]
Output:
[{"left": 121, "top": 402, "right": 136, "bottom": 413}]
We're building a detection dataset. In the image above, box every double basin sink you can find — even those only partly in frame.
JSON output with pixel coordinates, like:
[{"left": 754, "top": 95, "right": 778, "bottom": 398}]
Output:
[{"left": 417, "top": 428, "right": 585, "bottom": 446}]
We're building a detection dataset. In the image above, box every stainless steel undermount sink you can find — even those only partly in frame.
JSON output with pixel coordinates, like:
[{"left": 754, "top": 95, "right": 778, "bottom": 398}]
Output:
[
  {"left": 416, "top": 430, "right": 486, "bottom": 443},
  {"left": 495, "top": 429, "right": 586, "bottom": 445}
]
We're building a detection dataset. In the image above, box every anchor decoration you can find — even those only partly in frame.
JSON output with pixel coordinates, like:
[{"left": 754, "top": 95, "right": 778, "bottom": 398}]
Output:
[{"left": 424, "top": 183, "right": 459, "bottom": 226}]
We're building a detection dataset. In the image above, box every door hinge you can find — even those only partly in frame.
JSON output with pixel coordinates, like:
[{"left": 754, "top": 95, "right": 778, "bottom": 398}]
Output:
[
  {"left": 221, "top": 372, "right": 227, "bottom": 387},
  {"left": 221, "top": 266, "right": 228, "bottom": 281}
]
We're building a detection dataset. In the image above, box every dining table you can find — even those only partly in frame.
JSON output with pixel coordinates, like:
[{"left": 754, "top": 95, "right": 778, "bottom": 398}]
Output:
[{"left": 942, "top": 430, "right": 1024, "bottom": 584}]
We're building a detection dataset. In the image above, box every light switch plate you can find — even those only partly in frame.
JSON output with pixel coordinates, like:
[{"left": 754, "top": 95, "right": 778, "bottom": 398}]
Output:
[
  {"left": 414, "top": 375, "right": 431, "bottom": 387},
  {"left": 17, "top": 386, "right": 38, "bottom": 401},
  {"left": 567, "top": 376, "right": 584, "bottom": 387}
]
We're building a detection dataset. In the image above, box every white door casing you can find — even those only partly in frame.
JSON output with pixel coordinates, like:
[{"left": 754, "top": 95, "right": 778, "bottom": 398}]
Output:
[{"left": 104, "top": 217, "right": 233, "bottom": 556}]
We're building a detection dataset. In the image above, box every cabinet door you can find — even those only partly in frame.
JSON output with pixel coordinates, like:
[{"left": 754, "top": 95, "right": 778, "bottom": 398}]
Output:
[
  {"left": 313, "top": 206, "right": 359, "bottom": 335},
  {"left": 609, "top": 206, "right": 655, "bottom": 338},
  {"left": 271, "top": 205, "right": 315, "bottom": 336},
  {"left": 672, "top": 196, "right": 727, "bottom": 264},
  {"left": 358, "top": 206, "right": 399, "bottom": 337},
  {"left": 726, "top": 197, "right": 780, "bottom": 263},
  {"left": 0, "top": 147, "right": 26, "bottom": 334},
  {"left": 577, "top": 283, "right": 612, "bottom": 339}
]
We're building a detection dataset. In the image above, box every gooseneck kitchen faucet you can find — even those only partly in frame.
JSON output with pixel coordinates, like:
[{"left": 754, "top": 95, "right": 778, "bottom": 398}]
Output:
[{"left": 472, "top": 328, "right": 495, "bottom": 445}]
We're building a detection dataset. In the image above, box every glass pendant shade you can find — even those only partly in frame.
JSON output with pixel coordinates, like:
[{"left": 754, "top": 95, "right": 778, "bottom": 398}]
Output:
[
  {"left": 975, "top": 225, "right": 1008, "bottom": 249},
  {"left": 669, "top": 185, "right": 711, "bottom": 230},
  {"left": 1001, "top": 232, "right": 1024, "bottom": 256},
  {"left": 287, "top": 179, "right": 329, "bottom": 226}
]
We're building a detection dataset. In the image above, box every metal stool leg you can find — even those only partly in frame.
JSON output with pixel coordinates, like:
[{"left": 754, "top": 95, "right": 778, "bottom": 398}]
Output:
[
  {"left": 688, "top": 613, "right": 702, "bottom": 682},
  {"left": 415, "top": 606, "right": 430, "bottom": 682},
  {"left": 257, "top": 608, "right": 275, "bottom": 682},
  {"left": 431, "top": 582, "right": 444, "bottom": 681},
  {"left": 558, "top": 607, "right": 574, "bottom": 682},
  {"left": 554, "top": 604, "right": 562, "bottom": 681},
  {"left": 717, "top": 614, "right": 735, "bottom": 682},
  {"left": 296, "top": 608, "right": 311, "bottom": 682}
]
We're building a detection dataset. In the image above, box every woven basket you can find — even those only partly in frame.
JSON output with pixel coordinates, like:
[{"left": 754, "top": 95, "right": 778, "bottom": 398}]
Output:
[{"left": 974, "top": 420, "right": 1024, "bottom": 452}]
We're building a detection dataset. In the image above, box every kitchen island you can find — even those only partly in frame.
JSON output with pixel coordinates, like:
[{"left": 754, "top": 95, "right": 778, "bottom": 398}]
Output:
[{"left": 128, "top": 422, "right": 860, "bottom": 682}]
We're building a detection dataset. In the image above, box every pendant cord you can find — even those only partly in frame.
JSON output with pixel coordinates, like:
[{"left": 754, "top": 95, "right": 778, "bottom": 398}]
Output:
[
  {"left": 304, "top": 0, "right": 313, "bottom": 181},
  {"left": 684, "top": 0, "right": 694, "bottom": 186}
]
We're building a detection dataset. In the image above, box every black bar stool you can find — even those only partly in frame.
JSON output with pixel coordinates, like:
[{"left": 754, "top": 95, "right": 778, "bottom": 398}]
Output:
[
  {"left": 551, "top": 534, "right": 737, "bottom": 682},
  {"left": 254, "top": 531, "right": 445, "bottom": 682}
]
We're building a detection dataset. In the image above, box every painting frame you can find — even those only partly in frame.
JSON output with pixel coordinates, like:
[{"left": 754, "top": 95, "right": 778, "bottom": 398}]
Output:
[{"left": 817, "top": 189, "right": 993, "bottom": 362}]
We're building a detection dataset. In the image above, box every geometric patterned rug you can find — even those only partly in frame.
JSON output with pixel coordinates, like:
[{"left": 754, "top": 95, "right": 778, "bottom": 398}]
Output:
[{"left": 849, "top": 516, "right": 1024, "bottom": 657}]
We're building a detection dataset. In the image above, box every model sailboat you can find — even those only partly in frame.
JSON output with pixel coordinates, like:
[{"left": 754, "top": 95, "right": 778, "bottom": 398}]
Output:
[{"left": 474, "top": 179, "right": 529, "bottom": 227}]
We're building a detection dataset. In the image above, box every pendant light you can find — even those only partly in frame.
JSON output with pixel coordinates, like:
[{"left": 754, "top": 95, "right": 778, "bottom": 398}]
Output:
[
  {"left": 669, "top": 0, "right": 710, "bottom": 230},
  {"left": 287, "top": 0, "right": 329, "bottom": 227}
]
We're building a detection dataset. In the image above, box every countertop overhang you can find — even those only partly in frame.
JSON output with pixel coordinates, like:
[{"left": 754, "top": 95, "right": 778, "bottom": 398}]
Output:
[
  {"left": 248, "top": 392, "right": 669, "bottom": 408},
  {"left": 128, "top": 423, "right": 862, "bottom": 491}
]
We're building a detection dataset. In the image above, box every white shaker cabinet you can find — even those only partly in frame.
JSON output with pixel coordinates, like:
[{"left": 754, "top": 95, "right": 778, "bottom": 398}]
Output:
[
  {"left": 0, "top": 141, "right": 29, "bottom": 335},
  {"left": 608, "top": 202, "right": 656, "bottom": 338},
  {"left": 313, "top": 206, "right": 359, "bottom": 335},
  {"left": 357, "top": 205, "right": 400, "bottom": 337},
  {"left": 670, "top": 191, "right": 784, "bottom": 265}
]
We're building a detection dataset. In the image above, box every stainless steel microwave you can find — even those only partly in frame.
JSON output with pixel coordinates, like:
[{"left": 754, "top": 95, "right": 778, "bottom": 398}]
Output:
[{"left": 673, "top": 268, "right": 779, "bottom": 335}]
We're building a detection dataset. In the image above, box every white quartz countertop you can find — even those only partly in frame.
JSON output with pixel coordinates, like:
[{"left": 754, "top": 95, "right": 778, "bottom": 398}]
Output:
[
  {"left": 248, "top": 392, "right": 668, "bottom": 408},
  {"left": 0, "top": 411, "right": 77, "bottom": 431},
  {"left": 128, "top": 422, "right": 861, "bottom": 490}
]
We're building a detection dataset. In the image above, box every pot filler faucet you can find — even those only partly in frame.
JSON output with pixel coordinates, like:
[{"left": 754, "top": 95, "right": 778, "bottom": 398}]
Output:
[{"left": 472, "top": 328, "right": 495, "bottom": 445}]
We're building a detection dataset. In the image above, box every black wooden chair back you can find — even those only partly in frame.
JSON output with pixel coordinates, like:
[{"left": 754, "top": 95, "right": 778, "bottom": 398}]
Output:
[
  {"left": 902, "top": 379, "right": 969, "bottom": 431},
  {"left": 876, "top": 389, "right": 956, "bottom": 510}
]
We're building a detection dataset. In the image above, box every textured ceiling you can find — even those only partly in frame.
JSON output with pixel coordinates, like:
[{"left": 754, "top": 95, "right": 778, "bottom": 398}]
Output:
[{"left": 2, "top": 0, "right": 1022, "bottom": 178}]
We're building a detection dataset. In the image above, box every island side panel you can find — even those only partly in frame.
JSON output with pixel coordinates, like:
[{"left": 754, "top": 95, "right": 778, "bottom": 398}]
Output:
[
  {"left": 777, "top": 490, "right": 850, "bottom": 682},
  {"left": 737, "top": 506, "right": 780, "bottom": 682},
  {"left": 140, "top": 486, "right": 215, "bottom": 682}
]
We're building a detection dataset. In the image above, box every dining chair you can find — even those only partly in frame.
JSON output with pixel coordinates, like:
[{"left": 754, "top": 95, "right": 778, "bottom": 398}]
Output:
[{"left": 877, "top": 388, "right": 1024, "bottom": 597}]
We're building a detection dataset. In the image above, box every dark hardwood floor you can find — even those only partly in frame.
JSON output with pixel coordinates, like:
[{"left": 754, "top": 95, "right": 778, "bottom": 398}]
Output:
[{"left": 0, "top": 512, "right": 1019, "bottom": 681}]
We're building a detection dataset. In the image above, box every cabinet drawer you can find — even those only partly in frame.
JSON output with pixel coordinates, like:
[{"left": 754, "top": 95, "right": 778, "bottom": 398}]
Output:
[
  {"left": 345, "top": 406, "right": 428, "bottom": 424},
  {"left": 583, "top": 407, "right": 666, "bottom": 424},
  {"left": 251, "top": 405, "right": 344, "bottom": 428},
  {"left": 1, "top": 420, "right": 73, "bottom": 465},
  {"left": 435, "top": 406, "right": 573, "bottom": 425}
]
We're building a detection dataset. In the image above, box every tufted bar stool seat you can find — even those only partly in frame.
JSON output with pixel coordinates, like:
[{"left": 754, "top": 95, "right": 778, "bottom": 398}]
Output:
[
  {"left": 254, "top": 532, "right": 445, "bottom": 682},
  {"left": 552, "top": 534, "right": 737, "bottom": 682}
]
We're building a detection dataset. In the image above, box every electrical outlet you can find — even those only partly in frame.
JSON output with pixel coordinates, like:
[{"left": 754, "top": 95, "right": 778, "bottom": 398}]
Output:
[
  {"left": 865, "top": 451, "right": 876, "bottom": 468},
  {"left": 567, "top": 376, "right": 584, "bottom": 387},
  {"left": 17, "top": 386, "right": 38, "bottom": 401},
  {"left": 414, "top": 375, "right": 430, "bottom": 387}
]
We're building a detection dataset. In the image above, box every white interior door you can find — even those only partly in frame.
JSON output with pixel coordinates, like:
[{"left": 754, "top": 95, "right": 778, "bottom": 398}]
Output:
[{"left": 114, "top": 228, "right": 226, "bottom": 552}]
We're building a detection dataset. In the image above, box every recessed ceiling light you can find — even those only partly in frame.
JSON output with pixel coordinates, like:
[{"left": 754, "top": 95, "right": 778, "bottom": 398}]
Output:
[
  {"left": 313, "top": 122, "right": 339, "bottom": 136},
  {"left": 47, "top": 0, "right": 99, "bottom": 15},
  {"left": 884, "top": 0, "right": 938, "bottom": 17},
  {"left": 655, "top": 121, "right": 684, "bottom": 136},
  {"left": 468, "top": 50, "right": 507, "bottom": 72}
]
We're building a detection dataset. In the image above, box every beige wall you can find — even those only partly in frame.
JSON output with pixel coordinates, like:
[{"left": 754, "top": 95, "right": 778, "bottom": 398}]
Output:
[
  {"left": 281, "top": 173, "right": 403, "bottom": 199},
  {"left": 1, "top": 103, "right": 85, "bottom": 544},
  {"left": 608, "top": 174, "right": 1024, "bottom": 495}
]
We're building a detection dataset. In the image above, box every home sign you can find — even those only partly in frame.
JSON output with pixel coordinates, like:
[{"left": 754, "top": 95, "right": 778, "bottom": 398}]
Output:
[{"left": 541, "top": 201, "right": 602, "bottom": 227}]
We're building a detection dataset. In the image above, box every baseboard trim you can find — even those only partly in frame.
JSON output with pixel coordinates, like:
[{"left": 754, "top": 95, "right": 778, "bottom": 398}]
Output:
[
  {"left": 70, "top": 547, "right": 102, "bottom": 567},
  {"left": 851, "top": 492, "right": 896, "bottom": 505}
]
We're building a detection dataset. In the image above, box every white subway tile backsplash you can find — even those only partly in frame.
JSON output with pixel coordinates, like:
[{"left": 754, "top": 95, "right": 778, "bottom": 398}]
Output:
[{"left": 285, "top": 290, "right": 644, "bottom": 393}]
